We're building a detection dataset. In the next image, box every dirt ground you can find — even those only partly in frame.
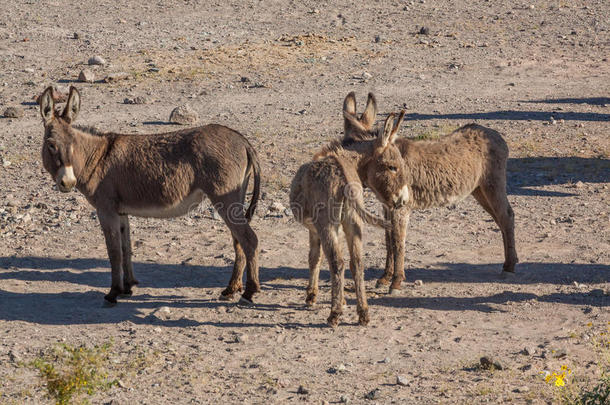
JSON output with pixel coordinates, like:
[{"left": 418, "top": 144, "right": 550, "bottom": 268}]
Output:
[{"left": 1, "top": 0, "right": 609, "bottom": 404}]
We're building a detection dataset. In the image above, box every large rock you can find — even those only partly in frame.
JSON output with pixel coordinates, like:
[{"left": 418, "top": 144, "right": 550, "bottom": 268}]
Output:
[
  {"left": 169, "top": 104, "right": 199, "bottom": 125},
  {"left": 78, "top": 69, "right": 95, "bottom": 83}
]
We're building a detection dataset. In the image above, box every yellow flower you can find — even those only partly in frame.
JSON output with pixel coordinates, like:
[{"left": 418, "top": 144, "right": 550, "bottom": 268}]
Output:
[{"left": 555, "top": 375, "right": 565, "bottom": 387}]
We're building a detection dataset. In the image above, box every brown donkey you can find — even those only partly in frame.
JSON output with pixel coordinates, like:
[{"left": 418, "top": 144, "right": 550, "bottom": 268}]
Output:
[
  {"left": 345, "top": 105, "right": 518, "bottom": 293},
  {"left": 290, "top": 109, "right": 409, "bottom": 327},
  {"left": 39, "top": 86, "right": 261, "bottom": 305}
]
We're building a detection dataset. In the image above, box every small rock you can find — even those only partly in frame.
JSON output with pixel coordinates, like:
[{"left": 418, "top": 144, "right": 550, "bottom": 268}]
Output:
[
  {"left": 480, "top": 356, "right": 503, "bottom": 370},
  {"left": 78, "top": 69, "right": 95, "bottom": 83},
  {"left": 362, "top": 71, "right": 372, "bottom": 80},
  {"left": 152, "top": 306, "right": 171, "bottom": 320},
  {"left": 340, "top": 395, "right": 349, "bottom": 403},
  {"left": 3, "top": 107, "right": 23, "bottom": 118},
  {"left": 379, "top": 357, "right": 391, "bottom": 364},
  {"left": 513, "top": 386, "right": 530, "bottom": 393},
  {"left": 235, "top": 334, "right": 248, "bottom": 343},
  {"left": 419, "top": 26, "right": 430, "bottom": 35},
  {"left": 396, "top": 375, "right": 409, "bottom": 386},
  {"left": 8, "top": 350, "right": 21, "bottom": 363},
  {"left": 88, "top": 55, "right": 106, "bottom": 65},
  {"left": 117, "top": 379, "right": 126, "bottom": 388},
  {"left": 240, "top": 76, "right": 251, "bottom": 83},
  {"left": 269, "top": 201, "right": 286, "bottom": 213},
  {"left": 104, "top": 72, "right": 130, "bottom": 82},
  {"left": 574, "top": 181, "right": 584, "bottom": 188},
  {"left": 414, "top": 279, "right": 424, "bottom": 287},
  {"left": 374, "top": 35, "right": 382, "bottom": 43},
  {"left": 522, "top": 347, "right": 536, "bottom": 356},
  {"left": 364, "top": 388, "right": 382, "bottom": 400},
  {"left": 297, "top": 385, "right": 309, "bottom": 395},
  {"left": 169, "top": 104, "right": 199, "bottom": 125},
  {"left": 73, "top": 32, "right": 80, "bottom": 39}
]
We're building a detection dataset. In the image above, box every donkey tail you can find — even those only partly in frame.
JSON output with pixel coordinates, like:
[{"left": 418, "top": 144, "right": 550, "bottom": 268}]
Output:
[
  {"left": 346, "top": 192, "right": 390, "bottom": 229},
  {"left": 244, "top": 140, "right": 261, "bottom": 222}
]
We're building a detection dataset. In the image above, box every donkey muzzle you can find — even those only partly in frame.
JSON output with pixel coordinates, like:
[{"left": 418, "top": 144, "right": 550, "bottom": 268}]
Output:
[
  {"left": 56, "top": 165, "right": 76, "bottom": 192},
  {"left": 393, "top": 185, "right": 410, "bottom": 208}
]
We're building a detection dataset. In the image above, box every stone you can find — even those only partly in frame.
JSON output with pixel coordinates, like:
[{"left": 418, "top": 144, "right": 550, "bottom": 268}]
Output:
[
  {"left": 364, "top": 388, "right": 382, "bottom": 400},
  {"left": 88, "top": 55, "right": 106, "bottom": 65},
  {"left": 522, "top": 346, "right": 536, "bottom": 356},
  {"left": 73, "top": 32, "right": 80, "bottom": 39},
  {"left": 419, "top": 26, "right": 430, "bottom": 35},
  {"left": 152, "top": 306, "right": 171, "bottom": 320},
  {"left": 78, "top": 69, "right": 95, "bottom": 83},
  {"left": 235, "top": 334, "right": 248, "bottom": 343},
  {"left": 513, "top": 386, "right": 530, "bottom": 393},
  {"left": 169, "top": 104, "right": 199, "bottom": 125},
  {"left": 362, "top": 71, "right": 372, "bottom": 80},
  {"left": 269, "top": 201, "right": 286, "bottom": 213},
  {"left": 414, "top": 279, "right": 424, "bottom": 287},
  {"left": 3, "top": 107, "right": 23, "bottom": 118},
  {"left": 396, "top": 375, "right": 409, "bottom": 386},
  {"left": 297, "top": 385, "right": 309, "bottom": 395},
  {"left": 340, "top": 395, "right": 349, "bottom": 403},
  {"left": 480, "top": 356, "right": 503, "bottom": 370},
  {"left": 104, "top": 72, "right": 130, "bottom": 82}
]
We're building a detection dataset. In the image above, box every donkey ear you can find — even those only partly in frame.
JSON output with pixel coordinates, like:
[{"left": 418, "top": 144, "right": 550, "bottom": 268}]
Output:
[
  {"left": 39, "top": 86, "right": 55, "bottom": 124},
  {"left": 343, "top": 91, "right": 357, "bottom": 116},
  {"left": 62, "top": 86, "right": 81, "bottom": 123},
  {"left": 389, "top": 110, "right": 405, "bottom": 140},
  {"left": 343, "top": 110, "right": 367, "bottom": 133},
  {"left": 378, "top": 112, "right": 396, "bottom": 149},
  {"left": 359, "top": 92, "right": 377, "bottom": 130}
]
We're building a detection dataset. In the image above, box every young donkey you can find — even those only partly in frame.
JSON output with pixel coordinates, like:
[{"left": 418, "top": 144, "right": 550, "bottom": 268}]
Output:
[
  {"left": 290, "top": 103, "right": 409, "bottom": 327},
  {"left": 345, "top": 104, "right": 518, "bottom": 293},
  {"left": 39, "top": 86, "right": 261, "bottom": 305}
]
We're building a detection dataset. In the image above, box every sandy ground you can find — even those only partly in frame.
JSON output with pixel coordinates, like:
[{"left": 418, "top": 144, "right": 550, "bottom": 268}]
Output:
[{"left": 0, "top": 0, "right": 609, "bottom": 403}]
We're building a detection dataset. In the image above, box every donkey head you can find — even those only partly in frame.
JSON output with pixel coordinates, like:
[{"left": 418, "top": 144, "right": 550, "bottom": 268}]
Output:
[
  {"left": 39, "top": 86, "right": 81, "bottom": 192},
  {"left": 359, "top": 111, "right": 409, "bottom": 208},
  {"left": 343, "top": 91, "right": 377, "bottom": 140}
]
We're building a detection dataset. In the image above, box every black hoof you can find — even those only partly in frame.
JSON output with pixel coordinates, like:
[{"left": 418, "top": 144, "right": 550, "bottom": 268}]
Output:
[
  {"left": 103, "top": 295, "right": 117, "bottom": 307},
  {"left": 238, "top": 295, "right": 254, "bottom": 306}
]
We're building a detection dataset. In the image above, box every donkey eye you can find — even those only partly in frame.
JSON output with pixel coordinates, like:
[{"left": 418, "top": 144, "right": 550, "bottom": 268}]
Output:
[
  {"left": 48, "top": 143, "right": 57, "bottom": 153},
  {"left": 387, "top": 165, "right": 398, "bottom": 173}
]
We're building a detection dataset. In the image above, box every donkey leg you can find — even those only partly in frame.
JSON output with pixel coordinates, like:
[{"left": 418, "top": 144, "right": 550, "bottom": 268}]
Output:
[
  {"left": 219, "top": 237, "right": 246, "bottom": 300},
  {"left": 389, "top": 208, "right": 410, "bottom": 295},
  {"left": 377, "top": 205, "right": 394, "bottom": 288},
  {"left": 344, "top": 221, "right": 369, "bottom": 326},
  {"left": 119, "top": 215, "right": 138, "bottom": 296},
  {"left": 98, "top": 210, "right": 124, "bottom": 304},
  {"left": 306, "top": 228, "right": 323, "bottom": 306},
  {"left": 319, "top": 227, "right": 344, "bottom": 328},
  {"left": 473, "top": 186, "right": 518, "bottom": 273}
]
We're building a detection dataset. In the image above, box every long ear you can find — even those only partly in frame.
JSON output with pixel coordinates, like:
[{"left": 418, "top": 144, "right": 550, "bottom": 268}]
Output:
[
  {"left": 359, "top": 92, "right": 377, "bottom": 130},
  {"left": 62, "top": 86, "right": 81, "bottom": 123},
  {"left": 343, "top": 110, "right": 367, "bottom": 133},
  {"left": 39, "top": 86, "right": 55, "bottom": 124},
  {"left": 378, "top": 112, "right": 396, "bottom": 149},
  {"left": 389, "top": 110, "right": 405, "bottom": 141},
  {"left": 343, "top": 91, "right": 357, "bottom": 116}
]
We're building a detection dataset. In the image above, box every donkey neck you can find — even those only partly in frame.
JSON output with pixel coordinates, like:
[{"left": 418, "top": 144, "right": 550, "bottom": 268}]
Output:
[{"left": 71, "top": 128, "right": 110, "bottom": 197}]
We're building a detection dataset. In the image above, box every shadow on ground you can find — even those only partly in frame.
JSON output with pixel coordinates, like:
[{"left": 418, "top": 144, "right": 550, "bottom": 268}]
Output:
[{"left": 1, "top": 256, "right": 607, "bottom": 325}]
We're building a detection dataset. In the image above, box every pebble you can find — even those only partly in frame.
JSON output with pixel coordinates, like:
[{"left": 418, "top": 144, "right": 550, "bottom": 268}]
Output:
[
  {"left": 169, "top": 104, "right": 199, "bottom": 125},
  {"left": 374, "top": 35, "right": 382, "bottom": 43},
  {"left": 73, "top": 32, "right": 80, "bottom": 39},
  {"left": 3, "top": 107, "right": 23, "bottom": 118},
  {"left": 235, "top": 333, "right": 248, "bottom": 343},
  {"left": 124, "top": 96, "right": 149, "bottom": 105},
  {"left": 419, "top": 26, "right": 430, "bottom": 35},
  {"left": 104, "top": 72, "right": 130, "bottom": 82},
  {"left": 396, "top": 375, "right": 409, "bottom": 386},
  {"left": 152, "top": 306, "right": 171, "bottom": 320},
  {"left": 379, "top": 357, "right": 391, "bottom": 364},
  {"left": 297, "top": 385, "right": 309, "bottom": 395},
  {"left": 574, "top": 181, "right": 584, "bottom": 188},
  {"left": 513, "top": 386, "right": 530, "bottom": 393},
  {"left": 78, "top": 69, "right": 95, "bottom": 83},
  {"left": 414, "top": 279, "right": 424, "bottom": 287},
  {"left": 479, "top": 356, "right": 503, "bottom": 370},
  {"left": 88, "top": 55, "right": 106, "bottom": 65},
  {"left": 522, "top": 346, "right": 536, "bottom": 356},
  {"left": 269, "top": 201, "right": 286, "bottom": 213},
  {"left": 340, "top": 395, "right": 349, "bottom": 403},
  {"left": 362, "top": 72, "right": 372, "bottom": 80},
  {"left": 364, "top": 388, "right": 382, "bottom": 400}
]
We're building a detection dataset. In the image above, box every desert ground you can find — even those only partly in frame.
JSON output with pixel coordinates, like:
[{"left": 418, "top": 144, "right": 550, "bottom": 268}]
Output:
[{"left": 0, "top": 0, "right": 609, "bottom": 404}]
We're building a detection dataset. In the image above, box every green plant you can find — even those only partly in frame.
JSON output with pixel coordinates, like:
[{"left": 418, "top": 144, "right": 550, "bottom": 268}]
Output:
[{"left": 31, "top": 341, "right": 117, "bottom": 405}]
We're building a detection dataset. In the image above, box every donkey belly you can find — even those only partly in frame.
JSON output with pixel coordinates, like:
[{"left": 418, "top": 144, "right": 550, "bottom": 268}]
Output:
[{"left": 119, "top": 189, "right": 205, "bottom": 218}]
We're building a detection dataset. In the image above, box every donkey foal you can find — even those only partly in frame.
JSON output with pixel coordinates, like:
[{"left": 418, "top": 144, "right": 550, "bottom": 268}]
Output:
[
  {"left": 290, "top": 110, "right": 409, "bottom": 327},
  {"left": 39, "top": 86, "right": 261, "bottom": 305}
]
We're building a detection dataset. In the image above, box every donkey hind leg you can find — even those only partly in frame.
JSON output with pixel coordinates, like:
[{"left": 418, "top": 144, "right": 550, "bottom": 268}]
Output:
[
  {"left": 119, "top": 215, "right": 139, "bottom": 297},
  {"left": 472, "top": 186, "right": 518, "bottom": 273},
  {"left": 219, "top": 237, "right": 246, "bottom": 300},
  {"left": 376, "top": 205, "right": 394, "bottom": 288},
  {"left": 98, "top": 210, "right": 124, "bottom": 305},
  {"left": 213, "top": 192, "right": 260, "bottom": 304},
  {"left": 305, "top": 228, "right": 323, "bottom": 306},
  {"left": 319, "top": 227, "right": 345, "bottom": 328},
  {"left": 344, "top": 219, "right": 369, "bottom": 326},
  {"left": 389, "top": 208, "right": 410, "bottom": 295}
]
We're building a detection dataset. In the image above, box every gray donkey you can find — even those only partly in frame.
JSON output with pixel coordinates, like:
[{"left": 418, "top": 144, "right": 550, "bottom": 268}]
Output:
[
  {"left": 290, "top": 103, "right": 409, "bottom": 327},
  {"left": 344, "top": 97, "right": 518, "bottom": 294},
  {"left": 39, "top": 86, "right": 261, "bottom": 305}
]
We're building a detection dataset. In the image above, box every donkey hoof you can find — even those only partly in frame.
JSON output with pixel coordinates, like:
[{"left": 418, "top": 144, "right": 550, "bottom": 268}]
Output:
[
  {"left": 119, "top": 289, "right": 133, "bottom": 298},
  {"left": 375, "top": 279, "right": 390, "bottom": 288},
  {"left": 358, "top": 311, "right": 370, "bottom": 326},
  {"left": 218, "top": 293, "right": 234, "bottom": 301},
  {"left": 238, "top": 296, "right": 254, "bottom": 306},
  {"left": 327, "top": 315, "right": 340, "bottom": 328},
  {"left": 389, "top": 288, "right": 401, "bottom": 296},
  {"left": 103, "top": 296, "right": 117, "bottom": 307}
]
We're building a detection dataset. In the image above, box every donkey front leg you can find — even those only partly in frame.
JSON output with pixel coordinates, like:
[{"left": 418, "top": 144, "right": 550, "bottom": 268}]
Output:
[
  {"left": 98, "top": 210, "right": 124, "bottom": 304},
  {"left": 119, "top": 215, "right": 139, "bottom": 296},
  {"left": 389, "top": 207, "right": 410, "bottom": 295},
  {"left": 377, "top": 205, "right": 394, "bottom": 288}
]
